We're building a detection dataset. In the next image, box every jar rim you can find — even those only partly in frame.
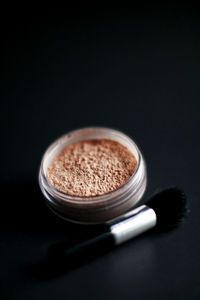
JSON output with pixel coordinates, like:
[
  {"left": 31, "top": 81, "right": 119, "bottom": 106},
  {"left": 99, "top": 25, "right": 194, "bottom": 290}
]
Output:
[{"left": 39, "top": 127, "right": 143, "bottom": 205}]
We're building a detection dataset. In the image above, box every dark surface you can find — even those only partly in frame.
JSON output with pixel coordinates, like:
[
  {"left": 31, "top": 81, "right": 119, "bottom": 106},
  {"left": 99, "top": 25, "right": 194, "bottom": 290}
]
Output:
[{"left": 1, "top": 5, "right": 200, "bottom": 300}]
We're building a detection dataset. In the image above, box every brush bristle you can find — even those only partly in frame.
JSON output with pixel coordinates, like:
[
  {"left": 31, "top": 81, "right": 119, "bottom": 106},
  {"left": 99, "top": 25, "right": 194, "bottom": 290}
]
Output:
[{"left": 146, "top": 188, "right": 188, "bottom": 231}]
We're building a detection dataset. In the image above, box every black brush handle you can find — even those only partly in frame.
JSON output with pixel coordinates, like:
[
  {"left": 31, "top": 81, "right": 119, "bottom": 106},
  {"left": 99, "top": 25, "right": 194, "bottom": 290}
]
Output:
[
  {"left": 48, "top": 229, "right": 115, "bottom": 268},
  {"left": 48, "top": 205, "right": 157, "bottom": 269}
]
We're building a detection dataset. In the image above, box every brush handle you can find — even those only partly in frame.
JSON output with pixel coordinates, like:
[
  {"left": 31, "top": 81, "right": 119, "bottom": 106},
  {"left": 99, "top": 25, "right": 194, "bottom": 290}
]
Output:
[
  {"left": 48, "top": 229, "right": 115, "bottom": 267},
  {"left": 48, "top": 205, "right": 156, "bottom": 268}
]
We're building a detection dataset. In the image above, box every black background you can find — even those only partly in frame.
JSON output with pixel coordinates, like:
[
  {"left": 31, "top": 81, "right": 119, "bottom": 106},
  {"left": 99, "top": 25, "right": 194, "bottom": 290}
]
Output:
[{"left": 1, "top": 4, "right": 200, "bottom": 300}]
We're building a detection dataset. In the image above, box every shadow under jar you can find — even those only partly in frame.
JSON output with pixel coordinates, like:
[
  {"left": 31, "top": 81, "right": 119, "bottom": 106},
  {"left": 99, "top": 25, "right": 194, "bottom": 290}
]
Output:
[{"left": 39, "top": 127, "right": 147, "bottom": 224}]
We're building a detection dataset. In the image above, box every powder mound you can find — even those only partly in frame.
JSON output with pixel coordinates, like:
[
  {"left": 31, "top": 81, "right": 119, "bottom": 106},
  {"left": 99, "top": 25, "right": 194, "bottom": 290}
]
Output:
[{"left": 46, "top": 139, "right": 138, "bottom": 197}]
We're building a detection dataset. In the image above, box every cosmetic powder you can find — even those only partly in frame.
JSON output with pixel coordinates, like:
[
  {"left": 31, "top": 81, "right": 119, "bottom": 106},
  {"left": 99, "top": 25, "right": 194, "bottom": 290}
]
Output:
[
  {"left": 46, "top": 139, "right": 138, "bottom": 197},
  {"left": 39, "top": 127, "right": 147, "bottom": 224}
]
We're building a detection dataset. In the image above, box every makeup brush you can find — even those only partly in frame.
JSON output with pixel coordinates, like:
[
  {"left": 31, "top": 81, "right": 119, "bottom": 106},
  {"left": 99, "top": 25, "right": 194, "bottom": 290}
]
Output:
[{"left": 48, "top": 188, "right": 188, "bottom": 268}]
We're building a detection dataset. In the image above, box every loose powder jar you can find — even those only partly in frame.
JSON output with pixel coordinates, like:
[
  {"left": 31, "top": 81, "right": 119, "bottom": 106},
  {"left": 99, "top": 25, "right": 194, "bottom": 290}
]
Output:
[{"left": 39, "top": 127, "right": 147, "bottom": 224}]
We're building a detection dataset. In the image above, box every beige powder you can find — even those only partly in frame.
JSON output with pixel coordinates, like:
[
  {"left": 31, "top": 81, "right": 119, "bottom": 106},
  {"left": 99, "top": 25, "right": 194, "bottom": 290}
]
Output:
[{"left": 46, "top": 139, "right": 137, "bottom": 197}]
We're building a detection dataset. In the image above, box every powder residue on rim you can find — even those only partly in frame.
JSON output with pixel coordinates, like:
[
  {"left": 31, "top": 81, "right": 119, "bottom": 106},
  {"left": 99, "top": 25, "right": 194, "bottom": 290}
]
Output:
[{"left": 46, "top": 139, "right": 138, "bottom": 197}]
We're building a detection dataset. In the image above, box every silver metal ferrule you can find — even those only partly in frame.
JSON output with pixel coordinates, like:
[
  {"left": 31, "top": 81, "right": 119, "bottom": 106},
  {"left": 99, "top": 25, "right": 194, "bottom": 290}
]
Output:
[{"left": 110, "top": 205, "right": 157, "bottom": 245}]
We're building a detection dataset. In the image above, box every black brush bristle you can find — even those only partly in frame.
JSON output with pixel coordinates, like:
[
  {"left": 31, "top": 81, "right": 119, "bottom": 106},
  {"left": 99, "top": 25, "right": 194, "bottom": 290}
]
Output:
[{"left": 146, "top": 188, "right": 189, "bottom": 232}]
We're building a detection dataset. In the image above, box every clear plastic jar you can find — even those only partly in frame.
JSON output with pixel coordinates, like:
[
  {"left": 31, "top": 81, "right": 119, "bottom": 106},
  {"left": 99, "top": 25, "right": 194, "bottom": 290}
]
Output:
[{"left": 39, "top": 127, "right": 147, "bottom": 224}]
